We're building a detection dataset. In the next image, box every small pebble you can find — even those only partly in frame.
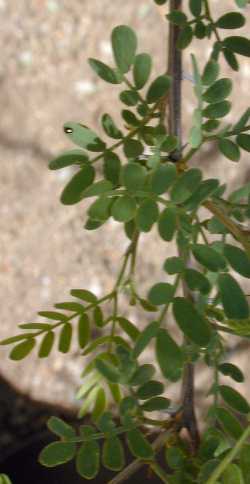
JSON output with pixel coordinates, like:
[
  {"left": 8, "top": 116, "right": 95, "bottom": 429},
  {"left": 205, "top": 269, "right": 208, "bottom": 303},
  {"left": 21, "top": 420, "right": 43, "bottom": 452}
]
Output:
[
  {"left": 46, "top": 0, "right": 59, "bottom": 13},
  {"left": 18, "top": 51, "right": 33, "bottom": 66},
  {"left": 74, "top": 79, "right": 96, "bottom": 96}
]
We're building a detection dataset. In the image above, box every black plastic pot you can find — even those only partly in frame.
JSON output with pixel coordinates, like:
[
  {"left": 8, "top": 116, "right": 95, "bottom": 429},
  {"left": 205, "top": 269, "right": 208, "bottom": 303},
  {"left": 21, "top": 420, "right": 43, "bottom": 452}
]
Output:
[{"left": 0, "top": 431, "right": 163, "bottom": 483}]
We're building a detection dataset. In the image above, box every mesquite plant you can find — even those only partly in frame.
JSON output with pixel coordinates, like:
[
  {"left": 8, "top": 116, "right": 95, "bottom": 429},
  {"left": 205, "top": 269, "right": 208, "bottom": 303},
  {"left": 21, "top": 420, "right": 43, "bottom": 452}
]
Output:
[{"left": 2, "top": 0, "right": 250, "bottom": 482}]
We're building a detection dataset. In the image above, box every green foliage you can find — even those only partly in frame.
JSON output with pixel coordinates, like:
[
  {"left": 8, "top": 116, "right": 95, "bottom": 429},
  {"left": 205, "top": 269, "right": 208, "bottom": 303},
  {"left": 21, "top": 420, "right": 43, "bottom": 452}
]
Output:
[
  {"left": 0, "top": 476, "right": 12, "bottom": 484},
  {"left": 2, "top": 5, "right": 250, "bottom": 484}
]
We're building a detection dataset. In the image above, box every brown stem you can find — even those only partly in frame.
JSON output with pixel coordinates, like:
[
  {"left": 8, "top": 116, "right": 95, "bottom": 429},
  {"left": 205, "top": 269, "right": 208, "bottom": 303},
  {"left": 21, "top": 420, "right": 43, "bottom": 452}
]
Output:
[
  {"left": 168, "top": 0, "right": 182, "bottom": 160},
  {"left": 167, "top": 0, "right": 200, "bottom": 451}
]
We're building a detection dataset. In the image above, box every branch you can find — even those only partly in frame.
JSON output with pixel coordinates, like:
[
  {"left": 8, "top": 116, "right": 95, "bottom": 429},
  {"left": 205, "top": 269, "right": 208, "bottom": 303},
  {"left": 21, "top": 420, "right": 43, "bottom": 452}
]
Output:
[{"left": 167, "top": 0, "right": 200, "bottom": 451}]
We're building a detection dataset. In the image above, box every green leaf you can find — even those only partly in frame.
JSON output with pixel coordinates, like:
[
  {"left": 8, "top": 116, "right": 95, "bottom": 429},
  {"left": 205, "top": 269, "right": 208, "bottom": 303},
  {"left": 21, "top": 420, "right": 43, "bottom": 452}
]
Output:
[
  {"left": 103, "top": 152, "right": 121, "bottom": 185},
  {"left": 239, "top": 444, "right": 250, "bottom": 483},
  {"left": 136, "top": 199, "right": 159, "bottom": 232},
  {"left": 164, "top": 256, "right": 185, "bottom": 275},
  {"left": 49, "top": 149, "right": 89, "bottom": 170},
  {"left": 127, "top": 429, "right": 154, "bottom": 459},
  {"left": 222, "top": 464, "right": 244, "bottom": 484},
  {"left": 71, "top": 289, "right": 97, "bottom": 303},
  {"left": 108, "top": 382, "right": 122, "bottom": 405},
  {"left": 19, "top": 323, "right": 52, "bottom": 330},
  {"left": 102, "top": 114, "right": 123, "bottom": 139},
  {"left": 84, "top": 218, "right": 104, "bottom": 230},
  {"left": 173, "top": 297, "right": 212, "bottom": 347},
  {"left": 102, "top": 437, "right": 125, "bottom": 471},
  {"left": 60, "top": 165, "right": 95, "bottom": 205},
  {"left": 219, "top": 385, "right": 250, "bottom": 414},
  {"left": 136, "top": 303, "right": 156, "bottom": 332},
  {"left": 38, "top": 331, "right": 55, "bottom": 358},
  {"left": 81, "top": 180, "right": 113, "bottom": 199},
  {"left": 216, "top": 407, "right": 243, "bottom": 439},
  {"left": 203, "top": 100, "right": 231, "bottom": 119},
  {"left": 93, "top": 306, "right": 104, "bottom": 328},
  {"left": 158, "top": 207, "right": 177, "bottom": 241},
  {"left": 122, "top": 109, "right": 140, "bottom": 127},
  {"left": 98, "top": 411, "right": 117, "bottom": 434},
  {"left": 195, "top": 20, "right": 206, "bottom": 39},
  {"left": 229, "top": 181, "right": 250, "bottom": 203},
  {"left": 235, "top": 0, "right": 248, "bottom": 6},
  {"left": 133, "top": 53, "right": 152, "bottom": 89},
  {"left": 236, "top": 134, "right": 250, "bottom": 152},
  {"left": 121, "top": 162, "right": 146, "bottom": 192},
  {"left": 223, "top": 36, "right": 250, "bottom": 57},
  {"left": 95, "top": 358, "right": 120, "bottom": 383},
  {"left": 58, "top": 323, "right": 72, "bottom": 353},
  {"left": 167, "top": 10, "right": 187, "bottom": 26},
  {"left": 218, "top": 138, "right": 241, "bottom": 162},
  {"left": 189, "top": 0, "right": 202, "bottom": 17},
  {"left": 160, "top": 135, "right": 179, "bottom": 152},
  {"left": 192, "top": 244, "right": 226, "bottom": 272},
  {"left": 78, "top": 314, "right": 90, "bottom": 349},
  {"left": 136, "top": 380, "right": 164, "bottom": 400},
  {"left": 203, "top": 78, "right": 232, "bottom": 103},
  {"left": 198, "top": 459, "right": 220, "bottom": 482},
  {"left": 39, "top": 442, "right": 76, "bottom": 467},
  {"left": 129, "top": 364, "right": 156, "bottom": 386},
  {"left": 223, "top": 48, "right": 239, "bottom": 71},
  {"left": 177, "top": 25, "right": 193, "bottom": 49},
  {"left": 88, "top": 58, "right": 121, "bottom": 84},
  {"left": 224, "top": 244, "right": 250, "bottom": 278},
  {"left": 218, "top": 273, "right": 249, "bottom": 319},
  {"left": 120, "top": 90, "right": 139, "bottom": 106},
  {"left": 218, "top": 362, "right": 244, "bottom": 383},
  {"left": 148, "top": 282, "right": 174, "bottom": 306},
  {"left": 92, "top": 387, "right": 106, "bottom": 422},
  {"left": 202, "top": 60, "right": 220, "bottom": 86},
  {"left": 0, "top": 475, "right": 12, "bottom": 484},
  {"left": 146, "top": 75, "right": 171, "bottom": 104},
  {"left": 111, "top": 25, "right": 137, "bottom": 74},
  {"left": 156, "top": 329, "right": 184, "bottom": 382},
  {"left": 203, "top": 119, "right": 221, "bottom": 132},
  {"left": 55, "top": 301, "right": 85, "bottom": 312},
  {"left": 184, "top": 179, "right": 219, "bottom": 210},
  {"left": 116, "top": 317, "right": 140, "bottom": 342},
  {"left": 170, "top": 168, "right": 202, "bottom": 203},
  {"left": 83, "top": 336, "right": 114, "bottom": 356},
  {"left": 132, "top": 321, "right": 159, "bottom": 358},
  {"left": 76, "top": 441, "right": 100, "bottom": 479},
  {"left": 154, "top": 0, "right": 167, "bottom": 4},
  {"left": 234, "top": 108, "right": 250, "bottom": 131},
  {"left": 184, "top": 268, "right": 211, "bottom": 295},
  {"left": 141, "top": 396, "right": 170, "bottom": 411},
  {"left": 166, "top": 448, "right": 186, "bottom": 473},
  {"left": 151, "top": 163, "right": 177, "bottom": 195},
  {"left": 123, "top": 139, "right": 144, "bottom": 158},
  {"left": 47, "top": 416, "right": 76, "bottom": 439},
  {"left": 0, "top": 334, "right": 37, "bottom": 346},
  {"left": 63, "top": 123, "right": 105, "bottom": 152},
  {"left": 10, "top": 338, "right": 36, "bottom": 360},
  {"left": 216, "top": 12, "right": 245, "bottom": 29},
  {"left": 189, "top": 126, "right": 202, "bottom": 148},
  {"left": 38, "top": 311, "right": 67, "bottom": 321},
  {"left": 111, "top": 195, "right": 136, "bottom": 222},
  {"left": 89, "top": 196, "right": 111, "bottom": 220}
]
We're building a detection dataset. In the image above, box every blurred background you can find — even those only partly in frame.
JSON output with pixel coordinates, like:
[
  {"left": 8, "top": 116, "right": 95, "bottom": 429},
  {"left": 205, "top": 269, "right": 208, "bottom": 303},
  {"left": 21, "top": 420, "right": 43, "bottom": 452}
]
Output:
[{"left": 0, "top": 0, "right": 250, "bottom": 422}]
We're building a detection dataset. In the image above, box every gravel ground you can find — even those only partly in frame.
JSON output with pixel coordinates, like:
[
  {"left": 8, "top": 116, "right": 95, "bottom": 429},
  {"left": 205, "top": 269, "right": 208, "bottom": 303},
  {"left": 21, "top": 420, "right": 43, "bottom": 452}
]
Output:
[{"left": 1, "top": 0, "right": 250, "bottom": 413}]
